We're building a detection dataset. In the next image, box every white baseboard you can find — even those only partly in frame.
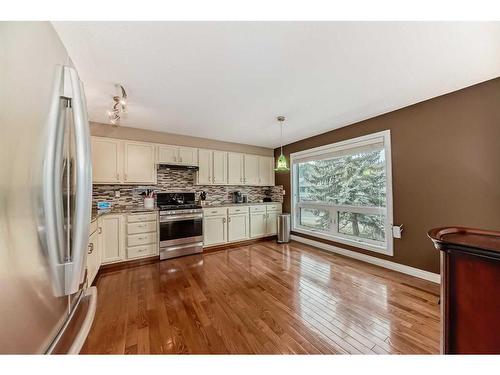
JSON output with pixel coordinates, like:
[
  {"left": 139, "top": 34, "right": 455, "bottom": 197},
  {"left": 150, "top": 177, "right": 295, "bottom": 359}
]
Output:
[{"left": 290, "top": 235, "right": 441, "bottom": 284}]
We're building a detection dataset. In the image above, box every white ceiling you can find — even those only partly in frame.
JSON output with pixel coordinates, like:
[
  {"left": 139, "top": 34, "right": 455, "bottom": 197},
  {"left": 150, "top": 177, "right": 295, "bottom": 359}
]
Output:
[{"left": 53, "top": 22, "right": 500, "bottom": 148}]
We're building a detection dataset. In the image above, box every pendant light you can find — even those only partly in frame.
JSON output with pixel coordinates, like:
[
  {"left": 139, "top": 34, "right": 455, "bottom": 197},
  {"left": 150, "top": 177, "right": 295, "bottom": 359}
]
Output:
[{"left": 275, "top": 115, "right": 290, "bottom": 172}]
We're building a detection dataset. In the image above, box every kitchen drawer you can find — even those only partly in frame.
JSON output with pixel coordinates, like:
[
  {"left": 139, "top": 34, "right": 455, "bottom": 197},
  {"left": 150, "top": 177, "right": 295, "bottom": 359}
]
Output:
[
  {"left": 228, "top": 206, "right": 249, "bottom": 215},
  {"left": 89, "top": 219, "right": 98, "bottom": 235},
  {"left": 203, "top": 207, "right": 227, "bottom": 217},
  {"left": 266, "top": 204, "right": 282, "bottom": 212},
  {"left": 250, "top": 205, "right": 267, "bottom": 213},
  {"left": 127, "top": 232, "right": 157, "bottom": 247},
  {"left": 127, "top": 221, "right": 157, "bottom": 235},
  {"left": 127, "top": 243, "right": 157, "bottom": 259},
  {"left": 127, "top": 212, "right": 157, "bottom": 223}
]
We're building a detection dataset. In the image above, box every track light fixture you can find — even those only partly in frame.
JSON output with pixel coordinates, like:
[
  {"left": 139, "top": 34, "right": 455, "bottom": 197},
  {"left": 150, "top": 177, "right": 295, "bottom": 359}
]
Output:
[{"left": 107, "top": 85, "right": 127, "bottom": 126}]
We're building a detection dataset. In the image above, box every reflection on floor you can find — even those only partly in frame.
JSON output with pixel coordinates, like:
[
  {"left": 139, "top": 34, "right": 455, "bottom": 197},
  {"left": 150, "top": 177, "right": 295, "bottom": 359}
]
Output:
[{"left": 81, "top": 240, "right": 440, "bottom": 354}]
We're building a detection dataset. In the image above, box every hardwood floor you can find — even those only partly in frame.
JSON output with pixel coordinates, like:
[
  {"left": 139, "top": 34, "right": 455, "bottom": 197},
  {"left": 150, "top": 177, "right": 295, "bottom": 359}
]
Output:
[{"left": 81, "top": 240, "right": 441, "bottom": 354}]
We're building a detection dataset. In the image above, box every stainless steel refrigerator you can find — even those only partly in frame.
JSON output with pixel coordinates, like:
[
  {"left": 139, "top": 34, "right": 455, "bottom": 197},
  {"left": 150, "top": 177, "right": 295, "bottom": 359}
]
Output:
[{"left": 0, "top": 21, "right": 96, "bottom": 354}]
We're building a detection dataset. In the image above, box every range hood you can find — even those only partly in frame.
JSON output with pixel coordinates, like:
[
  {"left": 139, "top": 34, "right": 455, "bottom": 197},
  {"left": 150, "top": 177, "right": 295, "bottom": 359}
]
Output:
[{"left": 158, "top": 163, "right": 199, "bottom": 171}]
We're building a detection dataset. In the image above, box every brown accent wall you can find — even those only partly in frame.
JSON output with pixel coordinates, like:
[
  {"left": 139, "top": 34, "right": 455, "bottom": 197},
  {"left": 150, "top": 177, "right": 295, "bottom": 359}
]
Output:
[
  {"left": 90, "top": 122, "right": 273, "bottom": 156},
  {"left": 275, "top": 78, "right": 500, "bottom": 274}
]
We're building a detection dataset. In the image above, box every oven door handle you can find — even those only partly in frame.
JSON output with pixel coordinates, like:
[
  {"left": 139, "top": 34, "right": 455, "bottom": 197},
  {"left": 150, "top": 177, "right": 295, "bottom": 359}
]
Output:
[{"left": 160, "top": 214, "right": 203, "bottom": 222}]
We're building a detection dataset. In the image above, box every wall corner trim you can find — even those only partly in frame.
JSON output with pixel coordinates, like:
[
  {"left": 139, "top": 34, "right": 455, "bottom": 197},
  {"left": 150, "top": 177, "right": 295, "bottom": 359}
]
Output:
[{"left": 290, "top": 235, "right": 441, "bottom": 284}]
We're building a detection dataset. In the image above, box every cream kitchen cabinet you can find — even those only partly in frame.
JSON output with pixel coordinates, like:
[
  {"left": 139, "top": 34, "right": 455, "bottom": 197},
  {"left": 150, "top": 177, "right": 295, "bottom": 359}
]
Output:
[
  {"left": 124, "top": 141, "right": 156, "bottom": 184},
  {"left": 250, "top": 212, "right": 267, "bottom": 238},
  {"left": 86, "top": 220, "right": 101, "bottom": 287},
  {"left": 203, "top": 214, "right": 227, "bottom": 246},
  {"left": 197, "top": 149, "right": 228, "bottom": 185},
  {"left": 212, "top": 150, "right": 228, "bottom": 184},
  {"left": 266, "top": 211, "right": 279, "bottom": 235},
  {"left": 227, "top": 152, "right": 244, "bottom": 185},
  {"left": 92, "top": 137, "right": 156, "bottom": 184},
  {"left": 157, "top": 145, "right": 198, "bottom": 166},
  {"left": 99, "top": 212, "right": 158, "bottom": 265},
  {"left": 243, "top": 154, "right": 259, "bottom": 185},
  {"left": 99, "top": 214, "right": 125, "bottom": 264},
  {"left": 228, "top": 213, "right": 249, "bottom": 242},
  {"left": 156, "top": 144, "right": 177, "bottom": 164},
  {"left": 259, "top": 156, "right": 275, "bottom": 186},
  {"left": 197, "top": 149, "right": 212, "bottom": 184},
  {"left": 204, "top": 204, "right": 281, "bottom": 246},
  {"left": 91, "top": 137, "right": 122, "bottom": 183}
]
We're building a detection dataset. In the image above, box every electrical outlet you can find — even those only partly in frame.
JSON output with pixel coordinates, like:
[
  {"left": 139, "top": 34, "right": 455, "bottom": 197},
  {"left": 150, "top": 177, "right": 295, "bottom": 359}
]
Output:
[
  {"left": 392, "top": 225, "right": 403, "bottom": 239},
  {"left": 114, "top": 190, "right": 121, "bottom": 198}
]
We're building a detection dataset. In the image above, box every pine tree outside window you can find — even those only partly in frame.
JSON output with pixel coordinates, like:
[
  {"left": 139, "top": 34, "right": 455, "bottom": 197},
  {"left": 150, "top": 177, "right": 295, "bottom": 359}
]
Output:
[{"left": 291, "top": 130, "right": 394, "bottom": 255}]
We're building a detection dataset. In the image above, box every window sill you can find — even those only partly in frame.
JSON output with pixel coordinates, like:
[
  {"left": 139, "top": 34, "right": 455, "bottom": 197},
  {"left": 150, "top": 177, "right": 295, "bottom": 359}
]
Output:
[{"left": 293, "top": 227, "right": 393, "bottom": 256}]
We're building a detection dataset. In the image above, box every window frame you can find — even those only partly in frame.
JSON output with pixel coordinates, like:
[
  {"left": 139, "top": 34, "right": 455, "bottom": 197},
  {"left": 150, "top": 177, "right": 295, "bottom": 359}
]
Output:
[{"left": 290, "top": 130, "right": 394, "bottom": 256}]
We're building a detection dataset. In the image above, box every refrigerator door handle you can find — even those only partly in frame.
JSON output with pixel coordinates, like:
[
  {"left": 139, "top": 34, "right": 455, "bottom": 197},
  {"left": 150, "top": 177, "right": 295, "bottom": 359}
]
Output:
[
  {"left": 42, "top": 65, "right": 91, "bottom": 297},
  {"left": 65, "top": 66, "right": 92, "bottom": 294},
  {"left": 42, "top": 64, "right": 68, "bottom": 297}
]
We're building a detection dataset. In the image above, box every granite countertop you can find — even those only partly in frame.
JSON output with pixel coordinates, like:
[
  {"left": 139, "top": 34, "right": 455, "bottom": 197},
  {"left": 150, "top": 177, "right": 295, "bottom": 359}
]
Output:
[
  {"left": 201, "top": 202, "right": 282, "bottom": 208},
  {"left": 91, "top": 206, "right": 159, "bottom": 221}
]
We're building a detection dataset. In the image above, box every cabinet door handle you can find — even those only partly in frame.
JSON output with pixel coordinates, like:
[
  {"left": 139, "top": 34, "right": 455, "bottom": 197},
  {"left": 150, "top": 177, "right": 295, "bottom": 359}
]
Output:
[
  {"left": 116, "top": 173, "right": 120, "bottom": 181},
  {"left": 223, "top": 217, "right": 226, "bottom": 223},
  {"left": 228, "top": 217, "right": 231, "bottom": 222},
  {"left": 98, "top": 227, "right": 102, "bottom": 234},
  {"left": 87, "top": 243, "right": 94, "bottom": 254},
  {"left": 208, "top": 176, "right": 211, "bottom": 182}
]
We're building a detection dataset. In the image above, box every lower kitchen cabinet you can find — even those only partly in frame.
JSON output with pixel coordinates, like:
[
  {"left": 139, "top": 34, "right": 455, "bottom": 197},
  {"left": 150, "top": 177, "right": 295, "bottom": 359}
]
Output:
[
  {"left": 203, "top": 203, "right": 282, "bottom": 246},
  {"left": 99, "top": 214, "right": 125, "bottom": 264},
  {"left": 266, "top": 211, "right": 279, "bottom": 235},
  {"left": 203, "top": 215, "right": 227, "bottom": 246},
  {"left": 86, "top": 220, "right": 101, "bottom": 287},
  {"left": 228, "top": 213, "right": 249, "bottom": 242},
  {"left": 98, "top": 212, "right": 158, "bottom": 266},
  {"left": 250, "top": 212, "right": 267, "bottom": 238}
]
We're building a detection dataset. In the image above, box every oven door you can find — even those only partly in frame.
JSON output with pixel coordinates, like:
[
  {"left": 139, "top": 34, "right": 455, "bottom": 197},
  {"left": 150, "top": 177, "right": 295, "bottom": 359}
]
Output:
[{"left": 159, "top": 213, "right": 203, "bottom": 247}]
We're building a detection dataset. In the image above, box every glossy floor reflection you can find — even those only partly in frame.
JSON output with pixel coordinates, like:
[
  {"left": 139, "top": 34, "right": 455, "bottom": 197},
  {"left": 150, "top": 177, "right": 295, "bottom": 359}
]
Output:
[{"left": 81, "top": 240, "right": 440, "bottom": 354}]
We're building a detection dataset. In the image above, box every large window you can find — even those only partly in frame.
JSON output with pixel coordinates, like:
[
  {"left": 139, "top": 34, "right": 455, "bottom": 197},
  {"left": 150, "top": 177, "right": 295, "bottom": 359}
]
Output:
[{"left": 291, "top": 130, "right": 393, "bottom": 255}]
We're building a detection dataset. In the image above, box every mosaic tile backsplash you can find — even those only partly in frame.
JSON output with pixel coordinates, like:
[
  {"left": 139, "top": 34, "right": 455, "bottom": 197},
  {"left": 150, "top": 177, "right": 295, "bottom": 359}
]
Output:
[{"left": 92, "top": 166, "right": 284, "bottom": 209}]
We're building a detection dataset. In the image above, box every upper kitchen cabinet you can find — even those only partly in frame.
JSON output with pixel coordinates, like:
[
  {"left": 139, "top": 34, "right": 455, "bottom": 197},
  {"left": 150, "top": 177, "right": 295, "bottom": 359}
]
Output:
[
  {"left": 157, "top": 145, "right": 198, "bottom": 166},
  {"left": 197, "top": 149, "right": 227, "bottom": 185},
  {"left": 243, "top": 154, "right": 259, "bottom": 185},
  {"left": 91, "top": 136, "right": 157, "bottom": 184},
  {"left": 197, "top": 149, "right": 212, "bottom": 184},
  {"left": 259, "top": 156, "right": 275, "bottom": 186},
  {"left": 124, "top": 141, "right": 156, "bottom": 184},
  {"left": 212, "top": 150, "right": 228, "bottom": 185},
  {"left": 91, "top": 137, "right": 122, "bottom": 184},
  {"left": 178, "top": 146, "right": 198, "bottom": 166},
  {"left": 227, "top": 152, "right": 244, "bottom": 185},
  {"left": 156, "top": 145, "right": 177, "bottom": 164}
]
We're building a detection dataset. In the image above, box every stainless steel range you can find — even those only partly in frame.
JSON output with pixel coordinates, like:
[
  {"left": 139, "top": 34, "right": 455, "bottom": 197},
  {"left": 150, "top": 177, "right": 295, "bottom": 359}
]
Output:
[{"left": 157, "top": 192, "right": 203, "bottom": 260}]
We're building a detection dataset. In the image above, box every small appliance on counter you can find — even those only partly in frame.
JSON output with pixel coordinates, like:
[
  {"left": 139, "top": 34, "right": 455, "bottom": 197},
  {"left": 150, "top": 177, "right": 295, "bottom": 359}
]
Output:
[
  {"left": 199, "top": 191, "right": 207, "bottom": 206},
  {"left": 233, "top": 191, "right": 243, "bottom": 204},
  {"left": 263, "top": 188, "right": 273, "bottom": 202}
]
